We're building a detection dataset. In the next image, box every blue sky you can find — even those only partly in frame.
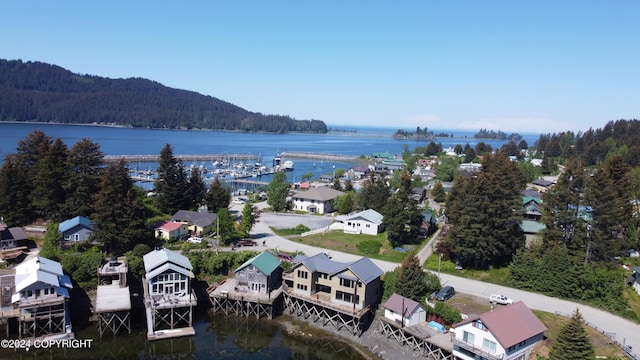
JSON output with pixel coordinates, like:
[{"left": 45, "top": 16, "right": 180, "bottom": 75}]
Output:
[{"left": 2, "top": 1, "right": 638, "bottom": 133}]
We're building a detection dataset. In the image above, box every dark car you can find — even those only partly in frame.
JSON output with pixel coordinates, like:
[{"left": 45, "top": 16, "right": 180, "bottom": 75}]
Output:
[
  {"left": 435, "top": 286, "right": 455, "bottom": 301},
  {"left": 237, "top": 239, "right": 257, "bottom": 247}
]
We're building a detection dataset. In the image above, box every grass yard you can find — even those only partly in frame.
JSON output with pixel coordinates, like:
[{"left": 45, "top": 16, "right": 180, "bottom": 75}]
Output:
[{"left": 283, "top": 230, "right": 409, "bottom": 263}]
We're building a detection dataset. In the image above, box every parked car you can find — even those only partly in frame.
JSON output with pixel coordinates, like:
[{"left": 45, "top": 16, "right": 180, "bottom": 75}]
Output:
[
  {"left": 276, "top": 253, "right": 294, "bottom": 262},
  {"left": 233, "top": 198, "right": 246, "bottom": 205},
  {"left": 187, "top": 237, "right": 202, "bottom": 243},
  {"left": 237, "top": 239, "right": 257, "bottom": 247},
  {"left": 435, "top": 286, "right": 455, "bottom": 301},
  {"left": 489, "top": 294, "right": 513, "bottom": 305}
]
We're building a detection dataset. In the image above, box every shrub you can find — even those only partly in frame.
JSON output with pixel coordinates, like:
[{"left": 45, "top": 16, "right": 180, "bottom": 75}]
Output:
[{"left": 357, "top": 240, "right": 382, "bottom": 255}]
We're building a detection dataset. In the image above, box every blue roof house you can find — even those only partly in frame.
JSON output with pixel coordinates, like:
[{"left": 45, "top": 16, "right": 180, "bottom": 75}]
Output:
[{"left": 58, "top": 216, "right": 95, "bottom": 244}]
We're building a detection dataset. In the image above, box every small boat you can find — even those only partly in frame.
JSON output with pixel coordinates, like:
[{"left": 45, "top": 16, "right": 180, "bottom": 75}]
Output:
[{"left": 283, "top": 160, "right": 294, "bottom": 171}]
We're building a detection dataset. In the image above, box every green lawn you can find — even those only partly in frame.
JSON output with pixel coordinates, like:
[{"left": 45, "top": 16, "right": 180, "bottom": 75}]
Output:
[
  {"left": 281, "top": 230, "right": 409, "bottom": 263},
  {"left": 424, "top": 254, "right": 511, "bottom": 285}
]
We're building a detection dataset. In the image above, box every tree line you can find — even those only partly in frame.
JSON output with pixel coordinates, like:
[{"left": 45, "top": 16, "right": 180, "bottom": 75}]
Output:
[{"left": 0, "top": 59, "right": 327, "bottom": 133}]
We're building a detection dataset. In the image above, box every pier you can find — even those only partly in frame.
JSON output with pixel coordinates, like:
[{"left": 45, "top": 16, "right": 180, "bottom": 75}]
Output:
[
  {"left": 94, "top": 258, "right": 131, "bottom": 337},
  {"left": 377, "top": 317, "right": 454, "bottom": 359},
  {"left": 209, "top": 279, "right": 283, "bottom": 319}
]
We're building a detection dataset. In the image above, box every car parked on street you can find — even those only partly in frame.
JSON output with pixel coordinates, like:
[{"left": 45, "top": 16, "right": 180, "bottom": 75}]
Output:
[
  {"left": 233, "top": 198, "right": 246, "bottom": 205},
  {"left": 435, "top": 286, "right": 455, "bottom": 301},
  {"left": 237, "top": 239, "right": 257, "bottom": 247},
  {"left": 187, "top": 237, "right": 202, "bottom": 243},
  {"left": 489, "top": 294, "right": 513, "bottom": 305}
]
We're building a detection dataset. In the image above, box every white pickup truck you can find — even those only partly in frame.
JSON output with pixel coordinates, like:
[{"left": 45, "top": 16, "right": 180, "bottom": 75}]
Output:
[{"left": 489, "top": 294, "right": 514, "bottom": 305}]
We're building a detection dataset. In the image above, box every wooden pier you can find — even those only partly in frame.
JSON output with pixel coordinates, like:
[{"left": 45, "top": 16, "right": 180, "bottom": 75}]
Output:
[
  {"left": 282, "top": 285, "right": 374, "bottom": 336},
  {"left": 95, "top": 258, "right": 131, "bottom": 337},
  {"left": 377, "top": 317, "right": 454, "bottom": 359},
  {"left": 209, "top": 279, "right": 283, "bottom": 319}
]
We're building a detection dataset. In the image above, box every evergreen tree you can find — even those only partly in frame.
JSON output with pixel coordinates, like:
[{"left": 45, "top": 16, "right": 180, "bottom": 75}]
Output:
[
  {"left": 216, "top": 208, "right": 236, "bottom": 245},
  {"left": 431, "top": 181, "right": 446, "bottom": 203},
  {"left": 186, "top": 167, "right": 207, "bottom": 210},
  {"left": 334, "top": 192, "right": 357, "bottom": 214},
  {"left": 155, "top": 144, "right": 189, "bottom": 214},
  {"left": 343, "top": 178, "right": 354, "bottom": 192},
  {"left": 93, "top": 159, "right": 148, "bottom": 254},
  {"left": 583, "top": 168, "right": 620, "bottom": 263},
  {"left": 331, "top": 176, "right": 343, "bottom": 191},
  {"left": 203, "top": 176, "right": 230, "bottom": 213},
  {"left": 30, "top": 138, "right": 68, "bottom": 221},
  {"left": 267, "top": 171, "right": 289, "bottom": 212},
  {"left": 63, "top": 138, "right": 104, "bottom": 218},
  {"left": 394, "top": 254, "right": 427, "bottom": 302},
  {"left": 358, "top": 173, "right": 389, "bottom": 213},
  {"left": 0, "top": 155, "right": 32, "bottom": 225},
  {"left": 549, "top": 309, "right": 594, "bottom": 360}
]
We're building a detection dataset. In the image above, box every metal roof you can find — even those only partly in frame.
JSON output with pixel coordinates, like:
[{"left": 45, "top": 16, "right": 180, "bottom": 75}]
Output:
[
  {"left": 338, "top": 209, "right": 383, "bottom": 225},
  {"left": 143, "top": 248, "right": 193, "bottom": 274},
  {"left": 235, "top": 251, "right": 281, "bottom": 275},
  {"left": 383, "top": 293, "right": 423, "bottom": 316},
  {"left": 296, "top": 253, "right": 383, "bottom": 285},
  {"left": 58, "top": 216, "right": 94, "bottom": 234},
  {"left": 172, "top": 210, "right": 217, "bottom": 227},
  {"left": 292, "top": 187, "right": 344, "bottom": 201}
]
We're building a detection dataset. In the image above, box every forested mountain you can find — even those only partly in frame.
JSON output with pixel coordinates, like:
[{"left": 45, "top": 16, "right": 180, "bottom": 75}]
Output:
[{"left": 0, "top": 59, "right": 327, "bottom": 133}]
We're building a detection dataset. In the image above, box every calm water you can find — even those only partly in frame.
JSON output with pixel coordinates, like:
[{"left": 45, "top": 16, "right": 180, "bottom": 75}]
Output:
[{"left": 0, "top": 122, "right": 540, "bottom": 359}]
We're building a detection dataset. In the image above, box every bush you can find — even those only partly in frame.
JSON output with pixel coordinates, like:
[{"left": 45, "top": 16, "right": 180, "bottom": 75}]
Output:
[
  {"left": 357, "top": 240, "right": 382, "bottom": 255},
  {"left": 60, "top": 250, "right": 103, "bottom": 287}
]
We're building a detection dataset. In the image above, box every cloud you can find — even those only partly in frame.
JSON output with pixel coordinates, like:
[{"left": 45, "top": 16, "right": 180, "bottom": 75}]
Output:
[{"left": 455, "top": 117, "right": 572, "bottom": 134}]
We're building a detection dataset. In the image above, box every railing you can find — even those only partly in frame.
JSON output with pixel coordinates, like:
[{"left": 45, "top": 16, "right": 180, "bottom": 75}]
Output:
[{"left": 453, "top": 338, "right": 504, "bottom": 360}]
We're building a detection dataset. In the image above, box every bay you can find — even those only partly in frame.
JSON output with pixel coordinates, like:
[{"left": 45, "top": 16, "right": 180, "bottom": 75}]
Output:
[{"left": 0, "top": 122, "right": 540, "bottom": 359}]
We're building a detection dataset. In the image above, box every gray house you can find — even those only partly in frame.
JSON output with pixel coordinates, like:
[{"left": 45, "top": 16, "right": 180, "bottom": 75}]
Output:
[
  {"left": 58, "top": 216, "right": 95, "bottom": 244},
  {"left": 171, "top": 210, "right": 217, "bottom": 237},
  {"left": 234, "top": 252, "right": 282, "bottom": 294}
]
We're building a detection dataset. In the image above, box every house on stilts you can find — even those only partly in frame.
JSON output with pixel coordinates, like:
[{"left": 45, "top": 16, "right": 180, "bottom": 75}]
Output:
[{"left": 142, "top": 247, "right": 197, "bottom": 340}]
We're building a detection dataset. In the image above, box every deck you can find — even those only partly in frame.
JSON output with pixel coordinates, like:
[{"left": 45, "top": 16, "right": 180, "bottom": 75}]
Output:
[
  {"left": 209, "top": 278, "right": 283, "bottom": 303},
  {"left": 95, "top": 285, "right": 131, "bottom": 313},
  {"left": 147, "top": 327, "right": 196, "bottom": 341}
]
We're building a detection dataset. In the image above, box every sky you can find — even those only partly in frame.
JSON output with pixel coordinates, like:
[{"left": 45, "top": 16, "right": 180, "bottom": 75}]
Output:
[{"left": 2, "top": 1, "right": 639, "bottom": 134}]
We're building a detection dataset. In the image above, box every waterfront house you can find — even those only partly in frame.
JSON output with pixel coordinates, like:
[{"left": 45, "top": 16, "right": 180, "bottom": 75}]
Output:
[
  {"left": 154, "top": 220, "right": 190, "bottom": 241},
  {"left": 12, "top": 256, "right": 73, "bottom": 337},
  {"left": 289, "top": 253, "right": 383, "bottom": 310},
  {"left": 234, "top": 251, "right": 283, "bottom": 294},
  {"left": 171, "top": 210, "right": 217, "bottom": 237},
  {"left": 383, "top": 293, "right": 427, "bottom": 327},
  {"left": 291, "top": 186, "right": 344, "bottom": 214},
  {"left": 0, "top": 220, "right": 27, "bottom": 261},
  {"left": 451, "top": 301, "right": 546, "bottom": 360},
  {"left": 336, "top": 209, "right": 384, "bottom": 235},
  {"left": 58, "top": 215, "right": 95, "bottom": 245},
  {"left": 143, "top": 247, "right": 197, "bottom": 339}
]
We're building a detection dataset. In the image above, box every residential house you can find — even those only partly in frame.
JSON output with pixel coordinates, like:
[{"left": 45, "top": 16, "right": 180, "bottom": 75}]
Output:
[
  {"left": 234, "top": 251, "right": 283, "bottom": 294},
  {"left": 336, "top": 209, "right": 384, "bottom": 235},
  {"left": 289, "top": 253, "right": 383, "bottom": 310},
  {"left": 522, "top": 197, "right": 543, "bottom": 222},
  {"left": 419, "top": 209, "right": 438, "bottom": 237},
  {"left": 12, "top": 256, "right": 73, "bottom": 337},
  {"left": 58, "top": 216, "right": 95, "bottom": 245},
  {"left": 531, "top": 178, "right": 554, "bottom": 192},
  {"left": 348, "top": 166, "right": 370, "bottom": 179},
  {"left": 411, "top": 187, "right": 427, "bottom": 202},
  {"left": 452, "top": 301, "right": 547, "bottom": 360},
  {"left": 383, "top": 292, "right": 427, "bottom": 327},
  {"left": 154, "top": 221, "right": 190, "bottom": 241},
  {"left": 143, "top": 248, "right": 194, "bottom": 298},
  {"left": 0, "top": 220, "right": 26, "bottom": 250},
  {"left": 291, "top": 186, "right": 344, "bottom": 214},
  {"left": 172, "top": 210, "right": 217, "bottom": 237},
  {"left": 627, "top": 266, "right": 640, "bottom": 295}
]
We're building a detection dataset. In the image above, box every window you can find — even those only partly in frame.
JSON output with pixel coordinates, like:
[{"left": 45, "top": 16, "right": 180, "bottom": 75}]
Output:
[
  {"left": 297, "top": 270, "right": 308, "bottom": 279},
  {"left": 474, "top": 320, "right": 487, "bottom": 330},
  {"left": 340, "top": 278, "right": 353, "bottom": 288},
  {"left": 483, "top": 338, "right": 497, "bottom": 353},
  {"left": 463, "top": 331, "right": 475, "bottom": 344},
  {"left": 296, "top": 284, "right": 307, "bottom": 291}
]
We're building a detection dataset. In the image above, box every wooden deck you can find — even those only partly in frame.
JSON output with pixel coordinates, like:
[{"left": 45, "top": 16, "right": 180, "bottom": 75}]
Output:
[{"left": 95, "top": 285, "right": 131, "bottom": 313}]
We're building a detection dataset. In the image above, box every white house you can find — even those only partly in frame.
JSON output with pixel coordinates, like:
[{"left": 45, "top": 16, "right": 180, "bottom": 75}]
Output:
[
  {"left": 383, "top": 292, "right": 427, "bottom": 327},
  {"left": 336, "top": 209, "right": 384, "bottom": 235},
  {"left": 291, "top": 186, "right": 344, "bottom": 214},
  {"left": 143, "top": 247, "right": 193, "bottom": 298},
  {"left": 452, "top": 301, "right": 547, "bottom": 360}
]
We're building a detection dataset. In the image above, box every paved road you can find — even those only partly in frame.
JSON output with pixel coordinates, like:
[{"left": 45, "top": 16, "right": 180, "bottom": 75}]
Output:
[{"left": 234, "top": 201, "right": 640, "bottom": 353}]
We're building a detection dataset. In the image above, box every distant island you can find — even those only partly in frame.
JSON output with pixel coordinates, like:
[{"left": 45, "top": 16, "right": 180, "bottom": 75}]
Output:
[
  {"left": 473, "top": 129, "right": 523, "bottom": 141},
  {"left": 0, "top": 59, "right": 327, "bottom": 134},
  {"left": 392, "top": 127, "right": 452, "bottom": 140}
]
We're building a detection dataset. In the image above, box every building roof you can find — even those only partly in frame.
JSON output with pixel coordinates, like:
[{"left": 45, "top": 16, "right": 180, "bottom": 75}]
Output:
[
  {"left": 14, "top": 256, "right": 72, "bottom": 296},
  {"left": 172, "top": 210, "right": 217, "bottom": 228},
  {"left": 235, "top": 251, "right": 281, "bottom": 276},
  {"left": 421, "top": 210, "right": 437, "bottom": 223},
  {"left": 383, "top": 293, "right": 423, "bottom": 316},
  {"left": 0, "top": 222, "right": 27, "bottom": 242},
  {"left": 143, "top": 248, "right": 193, "bottom": 278},
  {"left": 521, "top": 220, "right": 546, "bottom": 234},
  {"left": 532, "top": 179, "right": 554, "bottom": 187},
  {"left": 157, "top": 221, "right": 184, "bottom": 232},
  {"left": 292, "top": 187, "right": 344, "bottom": 201},
  {"left": 294, "top": 253, "right": 383, "bottom": 285},
  {"left": 58, "top": 216, "right": 95, "bottom": 233},
  {"left": 454, "top": 301, "right": 547, "bottom": 348},
  {"left": 337, "top": 209, "right": 383, "bottom": 225}
]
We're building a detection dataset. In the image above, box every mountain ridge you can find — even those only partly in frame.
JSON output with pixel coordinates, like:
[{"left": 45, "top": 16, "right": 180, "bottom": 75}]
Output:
[{"left": 0, "top": 59, "right": 327, "bottom": 133}]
